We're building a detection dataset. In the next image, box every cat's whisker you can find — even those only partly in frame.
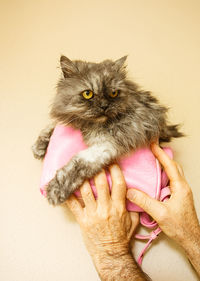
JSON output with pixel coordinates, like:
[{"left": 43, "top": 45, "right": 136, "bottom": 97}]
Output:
[{"left": 63, "top": 116, "right": 80, "bottom": 126}]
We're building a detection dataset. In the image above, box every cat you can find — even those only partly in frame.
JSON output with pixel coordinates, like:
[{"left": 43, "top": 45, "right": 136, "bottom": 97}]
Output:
[{"left": 32, "top": 55, "right": 183, "bottom": 205}]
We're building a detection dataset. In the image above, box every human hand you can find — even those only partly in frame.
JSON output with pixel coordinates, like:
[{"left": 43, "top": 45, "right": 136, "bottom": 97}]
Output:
[
  {"left": 66, "top": 164, "right": 139, "bottom": 259},
  {"left": 66, "top": 165, "right": 148, "bottom": 281},
  {"left": 127, "top": 143, "right": 200, "bottom": 247}
]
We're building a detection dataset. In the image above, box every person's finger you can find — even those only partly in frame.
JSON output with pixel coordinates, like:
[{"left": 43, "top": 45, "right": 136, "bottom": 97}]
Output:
[
  {"left": 151, "top": 143, "right": 182, "bottom": 183},
  {"left": 176, "top": 163, "right": 185, "bottom": 177},
  {"left": 94, "top": 169, "right": 110, "bottom": 208},
  {"left": 128, "top": 212, "right": 140, "bottom": 239},
  {"left": 66, "top": 194, "right": 84, "bottom": 222},
  {"left": 80, "top": 181, "right": 96, "bottom": 212},
  {"left": 109, "top": 164, "right": 126, "bottom": 208},
  {"left": 75, "top": 196, "right": 85, "bottom": 208},
  {"left": 127, "top": 189, "right": 163, "bottom": 221}
]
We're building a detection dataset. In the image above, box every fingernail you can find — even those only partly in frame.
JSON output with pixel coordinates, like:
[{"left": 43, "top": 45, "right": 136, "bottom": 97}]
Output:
[{"left": 110, "top": 164, "right": 119, "bottom": 171}]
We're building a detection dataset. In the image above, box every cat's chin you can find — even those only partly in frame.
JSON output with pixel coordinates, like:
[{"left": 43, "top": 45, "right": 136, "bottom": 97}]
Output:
[{"left": 94, "top": 115, "right": 108, "bottom": 123}]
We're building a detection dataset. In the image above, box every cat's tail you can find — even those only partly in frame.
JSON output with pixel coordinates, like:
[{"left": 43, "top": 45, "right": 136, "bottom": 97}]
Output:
[{"left": 159, "top": 124, "right": 185, "bottom": 143}]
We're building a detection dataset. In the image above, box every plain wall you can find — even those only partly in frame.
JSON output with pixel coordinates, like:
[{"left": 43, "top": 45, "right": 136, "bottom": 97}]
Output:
[{"left": 1, "top": 0, "right": 200, "bottom": 280}]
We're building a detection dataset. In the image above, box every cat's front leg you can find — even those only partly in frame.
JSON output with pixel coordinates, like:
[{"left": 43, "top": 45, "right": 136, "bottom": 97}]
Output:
[
  {"left": 46, "top": 143, "right": 118, "bottom": 205},
  {"left": 32, "top": 123, "right": 55, "bottom": 159}
]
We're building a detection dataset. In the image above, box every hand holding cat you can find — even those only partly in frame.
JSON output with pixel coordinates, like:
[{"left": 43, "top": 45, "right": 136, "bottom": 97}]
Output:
[
  {"left": 127, "top": 143, "right": 199, "bottom": 245},
  {"left": 66, "top": 143, "right": 200, "bottom": 278},
  {"left": 66, "top": 165, "right": 148, "bottom": 280},
  {"left": 66, "top": 164, "right": 139, "bottom": 257},
  {"left": 127, "top": 143, "right": 200, "bottom": 276}
]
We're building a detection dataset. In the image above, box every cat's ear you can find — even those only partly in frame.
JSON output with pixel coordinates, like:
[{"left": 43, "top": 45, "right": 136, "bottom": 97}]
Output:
[
  {"left": 60, "top": 55, "right": 78, "bottom": 78},
  {"left": 114, "top": 56, "right": 128, "bottom": 69}
]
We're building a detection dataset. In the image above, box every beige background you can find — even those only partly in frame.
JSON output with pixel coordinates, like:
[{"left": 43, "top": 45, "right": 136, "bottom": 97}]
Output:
[{"left": 1, "top": 0, "right": 200, "bottom": 280}]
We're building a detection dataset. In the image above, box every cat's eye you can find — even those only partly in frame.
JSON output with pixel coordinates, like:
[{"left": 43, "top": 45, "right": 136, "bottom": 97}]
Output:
[
  {"left": 109, "top": 90, "right": 120, "bottom": 98},
  {"left": 82, "top": 90, "right": 94, "bottom": 100}
]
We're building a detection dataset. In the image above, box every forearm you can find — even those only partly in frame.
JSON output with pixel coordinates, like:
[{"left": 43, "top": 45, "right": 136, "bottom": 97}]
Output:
[
  {"left": 92, "top": 251, "right": 151, "bottom": 281},
  {"left": 180, "top": 225, "right": 200, "bottom": 276}
]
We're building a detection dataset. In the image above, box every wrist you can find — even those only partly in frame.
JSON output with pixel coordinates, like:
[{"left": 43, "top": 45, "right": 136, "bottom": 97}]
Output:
[
  {"left": 94, "top": 253, "right": 144, "bottom": 281},
  {"left": 179, "top": 224, "right": 200, "bottom": 254},
  {"left": 176, "top": 224, "right": 200, "bottom": 276},
  {"left": 91, "top": 248, "right": 149, "bottom": 281},
  {"left": 91, "top": 243, "right": 131, "bottom": 268},
  {"left": 85, "top": 238, "right": 131, "bottom": 260}
]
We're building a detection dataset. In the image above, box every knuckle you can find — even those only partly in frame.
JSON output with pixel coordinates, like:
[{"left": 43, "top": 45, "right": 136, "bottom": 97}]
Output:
[
  {"left": 116, "top": 179, "right": 125, "bottom": 188},
  {"left": 141, "top": 196, "right": 150, "bottom": 210}
]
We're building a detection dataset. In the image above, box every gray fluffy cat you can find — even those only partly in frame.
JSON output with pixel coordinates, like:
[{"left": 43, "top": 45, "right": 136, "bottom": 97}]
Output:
[{"left": 32, "top": 55, "right": 183, "bottom": 205}]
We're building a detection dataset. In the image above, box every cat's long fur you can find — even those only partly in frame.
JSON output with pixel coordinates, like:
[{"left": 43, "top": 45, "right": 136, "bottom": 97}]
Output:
[{"left": 32, "top": 55, "right": 183, "bottom": 205}]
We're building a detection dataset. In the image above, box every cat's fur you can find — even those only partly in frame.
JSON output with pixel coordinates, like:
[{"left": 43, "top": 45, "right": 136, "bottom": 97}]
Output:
[{"left": 32, "top": 55, "right": 183, "bottom": 205}]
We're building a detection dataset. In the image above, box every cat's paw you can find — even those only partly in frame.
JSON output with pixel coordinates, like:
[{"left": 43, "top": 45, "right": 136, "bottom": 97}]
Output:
[
  {"left": 32, "top": 142, "right": 47, "bottom": 160},
  {"left": 46, "top": 158, "right": 101, "bottom": 205},
  {"left": 46, "top": 170, "right": 71, "bottom": 205}
]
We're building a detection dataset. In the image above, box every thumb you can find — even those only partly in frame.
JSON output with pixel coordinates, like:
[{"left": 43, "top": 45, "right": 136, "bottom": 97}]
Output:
[
  {"left": 127, "top": 189, "right": 162, "bottom": 220},
  {"left": 128, "top": 212, "right": 140, "bottom": 240},
  {"left": 129, "top": 212, "right": 140, "bottom": 229}
]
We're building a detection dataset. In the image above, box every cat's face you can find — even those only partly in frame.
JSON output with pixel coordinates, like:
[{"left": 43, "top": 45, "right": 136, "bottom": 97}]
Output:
[{"left": 51, "top": 56, "right": 137, "bottom": 125}]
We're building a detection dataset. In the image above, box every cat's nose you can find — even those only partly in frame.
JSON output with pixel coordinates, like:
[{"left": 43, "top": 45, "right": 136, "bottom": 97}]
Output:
[{"left": 100, "top": 105, "right": 109, "bottom": 111}]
